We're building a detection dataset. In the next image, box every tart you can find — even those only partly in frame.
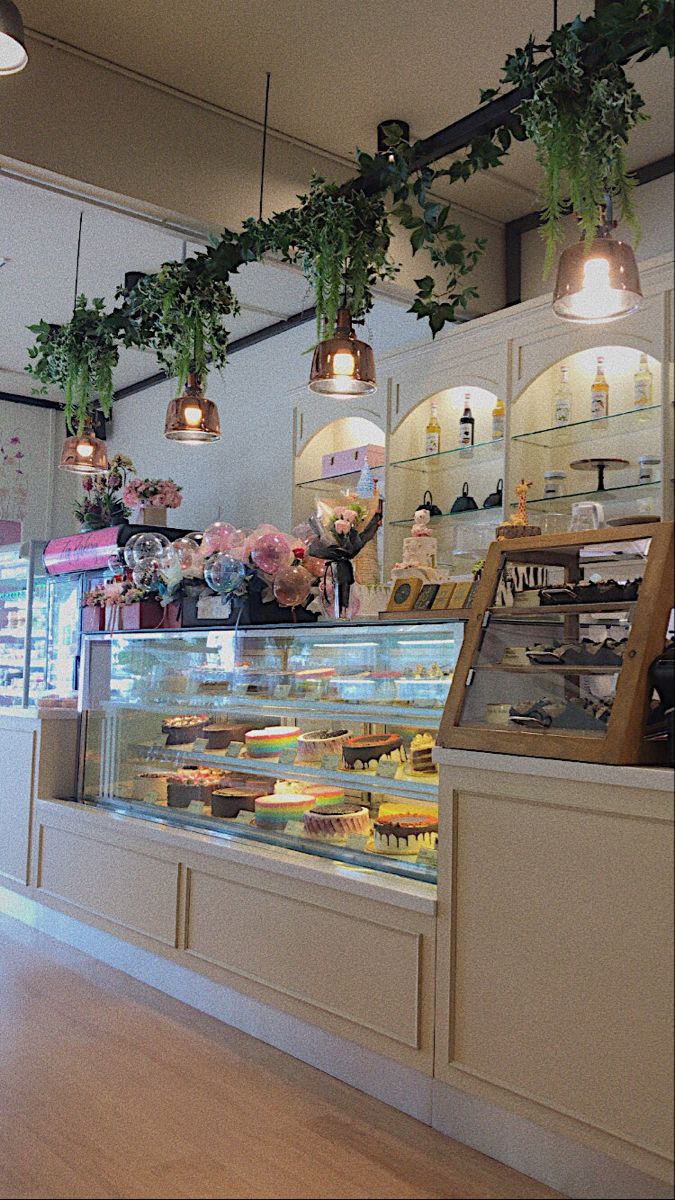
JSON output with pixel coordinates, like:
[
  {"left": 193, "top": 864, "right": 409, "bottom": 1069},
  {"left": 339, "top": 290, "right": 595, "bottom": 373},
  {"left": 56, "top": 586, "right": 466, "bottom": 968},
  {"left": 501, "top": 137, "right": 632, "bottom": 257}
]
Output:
[
  {"left": 342, "top": 734, "right": 404, "bottom": 770},
  {"left": 302, "top": 803, "right": 370, "bottom": 843},
  {"left": 373, "top": 814, "right": 438, "bottom": 856},
  {"left": 296, "top": 728, "right": 351, "bottom": 763}
]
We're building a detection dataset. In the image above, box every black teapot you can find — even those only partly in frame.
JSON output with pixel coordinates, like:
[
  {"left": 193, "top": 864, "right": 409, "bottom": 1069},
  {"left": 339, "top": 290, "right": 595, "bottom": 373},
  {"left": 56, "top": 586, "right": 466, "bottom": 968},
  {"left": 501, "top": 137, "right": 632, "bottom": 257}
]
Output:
[
  {"left": 450, "top": 482, "right": 478, "bottom": 514},
  {"left": 483, "top": 478, "right": 504, "bottom": 509},
  {"left": 416, "top": 489, "right": 442, "bottom": 518}
]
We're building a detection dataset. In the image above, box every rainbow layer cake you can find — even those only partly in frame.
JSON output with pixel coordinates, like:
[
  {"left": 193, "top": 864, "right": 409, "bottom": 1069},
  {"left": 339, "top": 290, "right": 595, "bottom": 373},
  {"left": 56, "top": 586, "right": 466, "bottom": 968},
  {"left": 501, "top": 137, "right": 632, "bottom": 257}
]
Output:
[
  {"left": 245, "top": 726, "right": 301, "bottom": 759},
  {"left": 255, "top": 793, "right": 316, "bottom": 829}
]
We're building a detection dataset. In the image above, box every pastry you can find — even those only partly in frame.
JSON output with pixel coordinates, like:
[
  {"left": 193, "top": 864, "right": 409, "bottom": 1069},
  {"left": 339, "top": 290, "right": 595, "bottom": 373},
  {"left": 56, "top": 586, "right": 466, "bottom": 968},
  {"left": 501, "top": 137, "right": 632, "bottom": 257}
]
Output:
[
  {"left": 167, "top": 766, "right": 227, "bottom": 808},
  {"left": 342, "top": 734, "right": 404, "bottom": 770},
  {"left": 273, "top": 780, "right": 306, "bottom": 795},
  {"left": 302, "top": 803, "right": 370, "bottom": 842},
  {"left": 410, "top": 732, "right": 437, "bottom": 774},
  {"left": 245, "top": 726, "right": 301, "bottom": 758},
  {"left": 131, "top": 771, "right": 169, "bottom": 803},
  {"left": 255, "top": 793, "right": 316, "bottom": 829},
  {"left": 203, "top": 722, "right": 252, "bottom": 751},
  {"left": 373, "top": 814, "right": 438, "bottom": 856},
  {"left": 162, "top": 714, "right": 209, "bottom": 745},
  {"left": 296, "top": 729, "right": 351, "bottom": 763}
]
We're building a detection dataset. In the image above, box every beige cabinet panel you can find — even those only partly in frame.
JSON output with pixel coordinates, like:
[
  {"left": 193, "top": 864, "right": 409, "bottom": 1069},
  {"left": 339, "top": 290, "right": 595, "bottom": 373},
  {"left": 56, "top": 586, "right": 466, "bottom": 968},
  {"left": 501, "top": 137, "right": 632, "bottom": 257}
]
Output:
[
  {"left": 186, "top": 866, "right": 425, "bottom": 1053},
  {"left": 441, "top": 789, "right": 674, "bottom": 1160},
  {"left": 36, "top": 823, "right": 180, "bottom": 946},
  {"left": 0, "top": 728, "right": 35, "bottom": 884}
]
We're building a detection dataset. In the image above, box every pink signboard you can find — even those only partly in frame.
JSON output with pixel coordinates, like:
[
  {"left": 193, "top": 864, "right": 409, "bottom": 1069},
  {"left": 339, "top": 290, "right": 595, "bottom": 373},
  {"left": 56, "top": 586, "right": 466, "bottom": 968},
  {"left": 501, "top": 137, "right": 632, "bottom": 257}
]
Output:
[{"left": 43, "top": 527, "right": 122, "bottom": 575}]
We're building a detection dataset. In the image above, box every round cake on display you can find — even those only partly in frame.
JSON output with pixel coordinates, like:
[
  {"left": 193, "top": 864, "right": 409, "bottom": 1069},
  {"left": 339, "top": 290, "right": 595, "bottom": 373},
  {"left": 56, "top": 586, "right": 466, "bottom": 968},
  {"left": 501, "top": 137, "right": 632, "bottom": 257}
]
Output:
[
  {"left": 302, "top": 803, "right": 371, "bottom": 843},
  {"left": 296, "top": 729, "right": 351, "bottom": 763},
  {"left": 342, "top": 734, "right": 403, "bottom": 771},
  {"left": 401, "top": 536, "right": 437, "bottom": 569},
  {"left": 255, "top": 793, "right": 316, "bottom": 829},
  {"left": 373, "top": 814, "right": 438, "bottom": 856},
  {"left": 167, "top": 767, "right": 227, "bottom": 808},
  {"left": 245, "top": 727, "right": 301, "bottom": 758},
  {"left": 131, "top": 772, "right": 169, "bottom": 804},
  {"left": 203, "top": 722, "right": 252, "bottom": 751},
  {"left": 162, "top": 714, "right": 209, "bottom": 745}
]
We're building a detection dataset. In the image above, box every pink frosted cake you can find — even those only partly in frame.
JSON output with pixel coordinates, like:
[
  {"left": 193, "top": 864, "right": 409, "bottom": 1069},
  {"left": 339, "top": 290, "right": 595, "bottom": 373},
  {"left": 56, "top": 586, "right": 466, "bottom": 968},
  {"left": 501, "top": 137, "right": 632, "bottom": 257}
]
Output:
[
  {"left": 302, "top": 803, "right": 370, "bottom": 843},
  {"left": 255, "top": 793, "right": 316, "bottom": 829},
  {"left": 245, "top": 726, "right": 301, "bottom": 759}
]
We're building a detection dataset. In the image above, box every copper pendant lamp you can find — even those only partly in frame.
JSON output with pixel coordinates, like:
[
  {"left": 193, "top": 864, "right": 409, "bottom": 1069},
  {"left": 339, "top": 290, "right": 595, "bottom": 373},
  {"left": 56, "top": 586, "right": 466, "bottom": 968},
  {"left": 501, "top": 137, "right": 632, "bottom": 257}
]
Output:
[
  {"left": 552, "top": 198, "right": 643, "bottom": 324},
  {"left": 164, "top": 371, "right": 221, "bottom": 442},
  {"left": 59, "top": 426, "right": 109, "bottom": 474},
  {"left": 308, "top": 308, "right": 377, "bottom": 397},
  {"left": 0, "top": 0, "right": 27, "bottom": 74}
]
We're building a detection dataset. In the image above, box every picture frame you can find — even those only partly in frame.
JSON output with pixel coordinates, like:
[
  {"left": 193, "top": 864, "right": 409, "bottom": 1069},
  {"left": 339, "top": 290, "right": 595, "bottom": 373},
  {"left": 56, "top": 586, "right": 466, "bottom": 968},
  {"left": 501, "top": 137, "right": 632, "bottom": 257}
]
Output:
[
  {"left": 412, "top": 583, "right": 440, "bottom": 611},
  {"left": 448, "top": 580, "right": 473, "bottom": 608},
  {"left": 431, "top": 582, "right": 456, "bottom": 610},
  {"left": 385, "top": 577, "right": 423, "bottom": 612}
]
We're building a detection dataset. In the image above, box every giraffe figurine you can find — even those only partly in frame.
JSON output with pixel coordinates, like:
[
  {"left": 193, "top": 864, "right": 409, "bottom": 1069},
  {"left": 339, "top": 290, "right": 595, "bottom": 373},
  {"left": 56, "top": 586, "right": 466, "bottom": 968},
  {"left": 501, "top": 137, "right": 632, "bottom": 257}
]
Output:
[
  {"left": 497, "top": 479, "right": 541, "bottom": 540},
  {"left": 511, "top": 479, "right": 533, "bottom": 527}
]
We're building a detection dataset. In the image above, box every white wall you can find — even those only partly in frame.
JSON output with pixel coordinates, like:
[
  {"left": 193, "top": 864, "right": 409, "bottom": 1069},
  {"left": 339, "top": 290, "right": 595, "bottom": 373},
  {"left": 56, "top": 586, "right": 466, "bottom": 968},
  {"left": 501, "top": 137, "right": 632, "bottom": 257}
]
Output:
[{"left": 521, "top": 174, "right": 674, "bottom": 302}]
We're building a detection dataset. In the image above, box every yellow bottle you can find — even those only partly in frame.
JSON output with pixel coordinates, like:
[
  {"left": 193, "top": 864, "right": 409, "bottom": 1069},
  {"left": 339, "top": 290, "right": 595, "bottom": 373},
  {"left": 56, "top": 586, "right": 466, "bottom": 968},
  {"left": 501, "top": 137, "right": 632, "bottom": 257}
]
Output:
[
  {"left": 425, "top": 401, "right": 442, "bottom": 454},
  {"left": 591, "top": 356, "right": 609, "bottom": 420},
  {"left": 491, "top": 397, "right": 505, "bottom": 439},
  {"left": 634, "top": 353, "right": 653, "bottom": 407}
]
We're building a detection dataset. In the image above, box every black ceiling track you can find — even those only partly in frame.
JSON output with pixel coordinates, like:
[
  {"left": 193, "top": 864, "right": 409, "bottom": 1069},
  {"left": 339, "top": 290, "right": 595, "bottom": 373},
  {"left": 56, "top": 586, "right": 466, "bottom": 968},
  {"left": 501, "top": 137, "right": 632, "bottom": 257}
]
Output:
[{"left": 0, "top": 390, "right": 63, "bottom": 412}]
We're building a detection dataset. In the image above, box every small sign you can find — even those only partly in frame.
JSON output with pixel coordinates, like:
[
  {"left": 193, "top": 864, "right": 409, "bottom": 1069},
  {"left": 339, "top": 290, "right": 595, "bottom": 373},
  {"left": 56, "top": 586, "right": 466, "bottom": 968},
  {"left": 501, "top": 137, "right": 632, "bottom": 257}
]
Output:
[
  {"left": 376, "top": 760, "right": 398, "bottom": 778},
  {"left": 416, "top": 848, "right": 438, "bottom": 867},
  {"left": 278, "top": 748, "right": 298, "bottom": 764},
  {"left": 197, "top": 594, "right": 232, "bottom": 619},
  {"left": 225, "top": 741, "right": 244, "bottom": 758},
  {"left": 321, "top": 753, "right": 341, "bottom": 771},
  {"left": 187, "top": 800, "right": 205, "bottom": 814}
]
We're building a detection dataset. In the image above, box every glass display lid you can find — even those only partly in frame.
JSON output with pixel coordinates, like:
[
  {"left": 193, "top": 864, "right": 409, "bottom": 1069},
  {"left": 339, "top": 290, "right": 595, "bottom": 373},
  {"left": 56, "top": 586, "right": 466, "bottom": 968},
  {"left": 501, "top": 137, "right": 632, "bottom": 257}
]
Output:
[
  {"left": 439, "top": 522, "right": 673, "bottom": 765},
  {"left": 79, "top": 619, "right": 467, "bottom": 884}
]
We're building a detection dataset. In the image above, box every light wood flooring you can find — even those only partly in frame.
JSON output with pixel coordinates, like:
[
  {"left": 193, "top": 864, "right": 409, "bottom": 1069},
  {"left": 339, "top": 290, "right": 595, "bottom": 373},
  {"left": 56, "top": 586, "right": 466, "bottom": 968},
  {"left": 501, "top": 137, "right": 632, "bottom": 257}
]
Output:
[{"left": 0, "top": 913, "right": 560, "bottom": 1200}]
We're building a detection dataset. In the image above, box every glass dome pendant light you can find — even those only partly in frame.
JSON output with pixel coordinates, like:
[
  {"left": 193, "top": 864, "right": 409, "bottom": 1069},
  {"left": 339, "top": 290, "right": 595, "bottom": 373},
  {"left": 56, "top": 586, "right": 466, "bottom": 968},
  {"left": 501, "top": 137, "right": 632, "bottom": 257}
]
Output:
[
  {"left": 0, "top": 0, "right": 28, "bottom": 74},
  {"left": 164, "top": 370, "right": 221, "bottom": 442},
  {"left": 308, "top": 307, "right": 377, "bottom": 397},
  {"left": 552, "top": 194, "right": 643, "bottom": 324},
  {"left": 59, "top": 424, "right": 109, "bottom": 473}
]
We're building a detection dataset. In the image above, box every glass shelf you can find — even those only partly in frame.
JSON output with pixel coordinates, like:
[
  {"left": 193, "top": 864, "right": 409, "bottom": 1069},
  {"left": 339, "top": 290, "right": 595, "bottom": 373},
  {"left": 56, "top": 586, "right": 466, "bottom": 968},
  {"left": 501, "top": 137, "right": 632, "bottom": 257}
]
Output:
[
  {"left": 103, "top": 694, "right": 450, "bottom": 726},
  {"left": 389, "top": 508, "right": 500, "bottom": 528},
  {"left": 511, "top": 480, "right": 661, "bottom": 511},
  {"left": 512, "top": 404, "right": 661, "bottom": 449},
  {"left": 296, "top": 469, "right": 384, "bottom": 493},
  {"left": 390, "top": 437, "right": 503, "bottom": 474}
]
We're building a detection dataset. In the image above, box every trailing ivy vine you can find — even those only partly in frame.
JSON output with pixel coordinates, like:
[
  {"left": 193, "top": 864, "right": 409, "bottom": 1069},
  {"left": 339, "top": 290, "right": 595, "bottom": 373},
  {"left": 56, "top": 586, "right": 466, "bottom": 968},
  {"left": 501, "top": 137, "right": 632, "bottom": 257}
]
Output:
[{"left": 26, "top": 0, "right": 674, "bottom": 426}]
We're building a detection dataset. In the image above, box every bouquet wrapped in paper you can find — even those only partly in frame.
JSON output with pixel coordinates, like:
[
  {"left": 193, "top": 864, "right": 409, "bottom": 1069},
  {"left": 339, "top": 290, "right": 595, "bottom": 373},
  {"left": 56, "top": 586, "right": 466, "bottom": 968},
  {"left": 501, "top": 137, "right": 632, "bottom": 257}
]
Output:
[{"left": 308, "top": 498, "right": 382, "bottom": 618}]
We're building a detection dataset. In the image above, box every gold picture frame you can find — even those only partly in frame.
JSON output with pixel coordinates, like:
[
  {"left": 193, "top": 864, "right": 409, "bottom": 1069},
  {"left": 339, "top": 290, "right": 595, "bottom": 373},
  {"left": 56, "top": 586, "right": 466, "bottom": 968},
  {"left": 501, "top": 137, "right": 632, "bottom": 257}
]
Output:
[{"left": 386, "top": 577, "right": 423, "bottom": 612}]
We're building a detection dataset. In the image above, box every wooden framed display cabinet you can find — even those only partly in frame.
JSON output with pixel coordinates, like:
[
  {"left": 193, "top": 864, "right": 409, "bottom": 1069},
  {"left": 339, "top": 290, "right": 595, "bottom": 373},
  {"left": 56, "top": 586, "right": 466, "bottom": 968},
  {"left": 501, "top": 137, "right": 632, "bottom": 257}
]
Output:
[{"left": 438, "top": 521, "right": 674, "bottom": 765}]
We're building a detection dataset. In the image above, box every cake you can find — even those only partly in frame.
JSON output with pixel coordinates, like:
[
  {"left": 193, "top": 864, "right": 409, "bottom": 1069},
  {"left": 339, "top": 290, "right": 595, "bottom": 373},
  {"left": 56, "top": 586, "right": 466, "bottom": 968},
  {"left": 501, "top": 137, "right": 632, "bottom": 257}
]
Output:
[
  {"left": 402, "top": 535, "right": 437, "bottom": 569},
  {"left": 302, "top": 803, "right": 371, "bottom": 842},
  {"left": 410, "top": 733, "right": 437, "bottom": 774},
  {"left": 342, "top": 734, "right": 404, "bottom": 770},
  {"left": 131, "top": 771, "right": 168, "bottom": 804},
  {"left": 210, "top": 774, "right": 269, "bottom": 819},
  {"left": 255, "top": 793, "right": 316, "bottom": 829},
  {"left": 245, "top": 726, "right": 301, "bottom": 758},
  {"left": 203, "top": 722, "right": 252, "bottom": 751},
  {"left": 162, "top": 714, "right": 209, "bottom": 745},
  {"left": 373, "top": 814, "right": 438, "bottom": 856},
  {"left": 377, "top": 800, "right": 438, "bottom": 821},
  {"left": 307, "top": 785, "right": 345, "bottom": 806},
  {"left": 296, "top": 729, "right": 351, "bottom": 763},
  {"left": 273, "top": 780, "right": 306, "bottom": 795},
  {"left": 167, "top": 767, "right": 226, "bottom": 808}
]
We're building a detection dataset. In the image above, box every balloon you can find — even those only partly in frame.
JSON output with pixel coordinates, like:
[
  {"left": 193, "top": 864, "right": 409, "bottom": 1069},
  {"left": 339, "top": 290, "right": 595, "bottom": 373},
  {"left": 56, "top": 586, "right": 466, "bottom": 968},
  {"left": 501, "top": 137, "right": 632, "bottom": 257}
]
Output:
[
  {"left": 291, "top": 522, "right": 314, "bottom": 546},
  {"left": 123, "top": 533, "right": 142, "bottom": 568},
  {"left": 228, "top": 528, "right": 253, "bottom": 561},
  {"left": 158, "top": 544, "right": 179, "bottom": 570},
  {"left": 107, "top": 551, "right": 124, "bottom": 573},
  {"left": 132, "top": 564, "right": 156, "bottom": 589},
  {"left": 204, "top": 552, "right": 247, "bottom": 596},
  {"left": 127, "top": 532, "right": 170, "bottom": 567},
  {"left": 202, "top": 522, "right": 235, "bottom": 556},
  {"left": 302, "top": 553, "right": 324, "bottom": 578},
  {"left": 273, "top": 564, "right": 312, "bottom": 608},
  {"left": 250, "top": 531, "right": 292, "bottom": 576},
  {"left": 171, "top": 537, "right": 203, "bottom": 573}
]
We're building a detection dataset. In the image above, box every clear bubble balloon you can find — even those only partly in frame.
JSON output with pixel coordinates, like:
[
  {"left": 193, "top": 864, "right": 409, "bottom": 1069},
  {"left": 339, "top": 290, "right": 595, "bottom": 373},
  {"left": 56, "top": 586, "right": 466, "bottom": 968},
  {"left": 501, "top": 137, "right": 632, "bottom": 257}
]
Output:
[
  {"left": 171, "top": 537, "right": 202, "bottom": 573},
  {"left": 250, "top": 531, "right": 292, "bottom": 576},
  {"left": 302, "top": 553, "right": 324, "bottom": 578},
  {"left": 202, "top": 522, "right": 235, "bottom": 556},
  {"left": 204, "top": 552, "right": 247, "bottom": 596},
  {"left": 123, "top": 533, "right": 142, "bottom": 568},
  {"left": 291, "top": 522, "right": 314, "bottom": 547},
  {"left": 132, "top": 564, "right": 156, "bottom": 589},
  {"left": 273, "top": 564, "right": 313, "bottom": 608},
  {"left": 128, "top": 532, "right": 170, "bottom": 566},
  {"left": 158, "top": 544, "right": 179, "bottom": 570},
  {"left": 107, "top": 551, "right": 124, "bottom": 573}
]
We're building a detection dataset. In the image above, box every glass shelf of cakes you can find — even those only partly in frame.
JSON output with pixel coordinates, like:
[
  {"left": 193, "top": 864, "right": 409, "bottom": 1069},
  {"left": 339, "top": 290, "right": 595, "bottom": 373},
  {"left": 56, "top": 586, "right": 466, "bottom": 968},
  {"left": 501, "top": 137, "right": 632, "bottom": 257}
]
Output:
[
  {"left": 438, "top": 519, "right": 674, "bottom": 765},
  {"left": 79, "top": 619, "right": 466, "bottom": 883}
]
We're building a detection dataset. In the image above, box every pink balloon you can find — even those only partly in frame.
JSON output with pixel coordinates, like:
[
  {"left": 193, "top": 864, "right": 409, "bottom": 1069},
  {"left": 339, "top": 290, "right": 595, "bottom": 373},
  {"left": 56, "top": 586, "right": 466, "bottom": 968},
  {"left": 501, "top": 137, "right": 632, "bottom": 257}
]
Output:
[
  {"left": 291, "top": 522, "right": 314, "bottom": 546},
  {"left": 302, "top": 553, "right": 324, "bottom": 578},
  {"left": 273, "top": 565, "right": 313, "bottom": 608},
  {"left": 251, "top": 531, "right": 292, "bottom": 576},
  {"left": 202, "top": 522, "right": 235, "bottom": 555},
  {"left": 228, "top": 528, "right": 253, "bottom": 561}
]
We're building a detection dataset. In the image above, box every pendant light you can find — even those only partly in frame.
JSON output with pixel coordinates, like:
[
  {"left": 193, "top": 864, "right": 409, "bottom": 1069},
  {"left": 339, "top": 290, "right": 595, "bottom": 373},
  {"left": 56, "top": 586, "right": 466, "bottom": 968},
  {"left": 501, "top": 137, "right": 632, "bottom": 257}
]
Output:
[
  {"left": 308, "top": 308, "right": 377, "bottom": 397},
  {"left": 0, "top": 1, "right": 27, "bottom": 74},
  {"left": 552, "top": 197, "right": 643, "bottom": 323},
  {"left": 59, "top": 426, "right": 109, "bottom": 473},
  {"left": 164, "top": 371, "right": 221, "bottom": 442}
]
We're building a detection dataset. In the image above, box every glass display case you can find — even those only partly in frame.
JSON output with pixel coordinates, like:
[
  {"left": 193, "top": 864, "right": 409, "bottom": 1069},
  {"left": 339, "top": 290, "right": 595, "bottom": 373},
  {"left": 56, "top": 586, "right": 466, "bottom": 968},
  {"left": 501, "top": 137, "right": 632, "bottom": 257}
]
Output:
[
  {"left": 79, "top": 619, "right": 467, "bottom": 883},
  {"left": 0, "top": 542, "right": 82, "bottom": 707},
  {"left": 439, "top": 522, "right": 674, "bottom": 765}
]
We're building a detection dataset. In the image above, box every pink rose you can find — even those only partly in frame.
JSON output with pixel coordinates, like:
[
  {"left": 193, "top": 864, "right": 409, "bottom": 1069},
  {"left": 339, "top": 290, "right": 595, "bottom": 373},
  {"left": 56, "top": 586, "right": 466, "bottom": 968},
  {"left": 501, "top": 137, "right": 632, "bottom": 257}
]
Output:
[{"left": 334, "top": 519, "right": 350, "bottom": 534}]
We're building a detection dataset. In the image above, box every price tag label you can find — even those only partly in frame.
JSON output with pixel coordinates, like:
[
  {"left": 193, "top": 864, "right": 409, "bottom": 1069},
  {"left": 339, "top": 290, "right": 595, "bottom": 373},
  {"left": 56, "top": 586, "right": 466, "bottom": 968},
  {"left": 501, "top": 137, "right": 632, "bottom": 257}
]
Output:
[
  {"left": 416, "top": 848, "right": 438, "bottom": 867},
  {"left": 278, "top": 748, "right": 298, "bottom": 764},
  {"left": 187, "top": 800, "right": 205, "bottom": 814},
  {"left": 345, "top": 833, "right": 369, "bottom": 851},
  {"left": 376, "top": 760, "right": 398, "bottom": 778},
  {"left": 225, "top": 741, "right": 244, "bottom": 758},
  {"left": 197, "top": 594, "right": 232, "bottom": 619},
  {"left": 321, "top": 753, "right": 341, "bottom": 771}
]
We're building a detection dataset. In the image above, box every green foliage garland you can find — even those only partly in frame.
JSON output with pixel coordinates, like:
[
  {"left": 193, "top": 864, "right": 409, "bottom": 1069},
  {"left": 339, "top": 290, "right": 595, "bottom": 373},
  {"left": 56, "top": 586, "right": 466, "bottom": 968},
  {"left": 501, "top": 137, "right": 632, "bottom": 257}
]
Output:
[{"left": 27, "top": 296, "right": 118, "bottom": 435}]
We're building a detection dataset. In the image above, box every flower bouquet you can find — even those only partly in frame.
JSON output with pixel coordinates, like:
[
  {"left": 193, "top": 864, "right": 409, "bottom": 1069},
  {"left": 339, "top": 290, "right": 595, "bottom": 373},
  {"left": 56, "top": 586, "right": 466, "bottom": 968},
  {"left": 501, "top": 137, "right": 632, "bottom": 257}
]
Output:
[
  {"left": 73, "top": 454, "right": 135, "bottom": 532},
  {"left": 123, "top": 476, "right": 182, "bottom": 527},
  {"left": 307, "top": 498, "right": 382, "bottom": 618}
]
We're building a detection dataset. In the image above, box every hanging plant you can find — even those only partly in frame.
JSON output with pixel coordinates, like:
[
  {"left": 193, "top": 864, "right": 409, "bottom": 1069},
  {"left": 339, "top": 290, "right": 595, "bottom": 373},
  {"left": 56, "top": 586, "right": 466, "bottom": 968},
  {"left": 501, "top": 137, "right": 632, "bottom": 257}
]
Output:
[
  {"left": 261, "top": 176, "right": 398, "bottom": 341},
  {"left": 120, "top": 258, "right": 240, "bottom": 392},
  {"left": 27, "top": 296, "right": 118, "bottom": 435}
]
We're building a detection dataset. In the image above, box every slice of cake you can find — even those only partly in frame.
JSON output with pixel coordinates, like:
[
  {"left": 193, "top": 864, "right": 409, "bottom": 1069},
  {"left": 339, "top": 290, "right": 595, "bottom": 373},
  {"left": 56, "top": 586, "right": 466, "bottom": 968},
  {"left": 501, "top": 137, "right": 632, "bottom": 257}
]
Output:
[{"left": 410, "top": 732, "right": 437, "bottom": 775}]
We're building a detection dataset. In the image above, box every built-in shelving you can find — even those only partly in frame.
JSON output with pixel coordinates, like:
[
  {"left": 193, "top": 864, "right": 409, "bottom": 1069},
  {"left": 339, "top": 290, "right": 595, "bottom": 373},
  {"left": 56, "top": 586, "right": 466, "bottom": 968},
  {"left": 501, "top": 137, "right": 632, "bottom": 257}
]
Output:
[
  {"left": 104, "top": 695, "right": 450, "bottom": 726},
  {"left": 390, "top": 437, "right": 503, "bottom": 474},
  {"left": 513, "top": 480, "right": 660, "bottom": 511},
  {"left": 512, "top": 404, "right": 661, "bottom": 449}
]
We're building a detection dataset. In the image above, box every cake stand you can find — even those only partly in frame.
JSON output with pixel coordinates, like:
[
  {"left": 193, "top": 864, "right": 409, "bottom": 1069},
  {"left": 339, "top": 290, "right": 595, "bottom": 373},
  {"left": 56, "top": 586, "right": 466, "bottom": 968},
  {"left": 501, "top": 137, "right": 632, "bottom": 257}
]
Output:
[{"left": 569, "top": 457, "right": 630, "bottom": 492}]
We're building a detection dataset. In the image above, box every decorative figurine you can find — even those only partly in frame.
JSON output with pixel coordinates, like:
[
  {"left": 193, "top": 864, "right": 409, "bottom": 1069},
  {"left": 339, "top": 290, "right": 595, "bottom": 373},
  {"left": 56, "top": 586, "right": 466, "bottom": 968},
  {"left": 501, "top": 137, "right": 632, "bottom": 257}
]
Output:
[
  {"left": 411, "top": 506, "right": 434, "bottom": 538},
  {"left": 497, "top": 479, "right": 542, "bottom": 540}
]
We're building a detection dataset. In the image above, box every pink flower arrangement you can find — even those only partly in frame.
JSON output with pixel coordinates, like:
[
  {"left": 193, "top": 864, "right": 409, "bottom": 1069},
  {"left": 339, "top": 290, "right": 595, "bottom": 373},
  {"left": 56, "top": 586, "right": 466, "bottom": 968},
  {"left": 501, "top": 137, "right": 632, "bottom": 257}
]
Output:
[
  {"left": 84, "top": 581, "right": 147, "bottom": 608},
  {"left": 328, "top": 503, "right": 366, "bottom": 538},
  {"left": 123, "top": 477, "right": 183, "bottom": 510}
]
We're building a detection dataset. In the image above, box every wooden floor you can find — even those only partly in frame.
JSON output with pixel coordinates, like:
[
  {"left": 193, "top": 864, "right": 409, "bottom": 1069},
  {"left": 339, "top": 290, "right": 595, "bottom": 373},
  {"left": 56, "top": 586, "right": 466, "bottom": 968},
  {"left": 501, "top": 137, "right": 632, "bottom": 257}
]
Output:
[{"left": 0, "top": 914, "right": 560, "bottom": 1200}]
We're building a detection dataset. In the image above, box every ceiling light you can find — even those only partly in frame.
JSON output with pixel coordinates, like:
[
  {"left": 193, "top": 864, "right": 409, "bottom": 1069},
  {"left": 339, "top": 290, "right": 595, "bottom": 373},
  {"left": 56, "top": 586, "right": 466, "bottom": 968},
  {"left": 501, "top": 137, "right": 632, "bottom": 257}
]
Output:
[
  {"left": 164, "top": 372, "right": 221, "bottom": 442},
  {"left": 308, "top": 308, "right": 376, "bottom": 397},
  {"left": 59, "top": 427, "right": 109, "bottom": 474},
  {"left": 0, "top": 1, "right": 28, "bottom": 75},
  {"left": 552, "top": 201, "right": 643, "bottom": 323}
]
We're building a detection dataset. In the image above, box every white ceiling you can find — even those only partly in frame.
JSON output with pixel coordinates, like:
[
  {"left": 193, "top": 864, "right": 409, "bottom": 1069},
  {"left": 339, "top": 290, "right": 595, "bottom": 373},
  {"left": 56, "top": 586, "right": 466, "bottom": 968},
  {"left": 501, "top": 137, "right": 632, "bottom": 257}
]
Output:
[{"left": 18, "top": 0, "right": 674, "bottom": 223}]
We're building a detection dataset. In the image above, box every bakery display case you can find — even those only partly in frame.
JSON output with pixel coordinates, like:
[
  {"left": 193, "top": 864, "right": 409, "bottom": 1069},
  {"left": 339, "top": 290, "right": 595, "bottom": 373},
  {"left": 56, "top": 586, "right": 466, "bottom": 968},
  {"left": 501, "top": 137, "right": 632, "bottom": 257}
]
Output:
[
  {"left": 79, "top": 618, "right": 466, "bottom": 883},
  {"left": 0, "top": 542, "right": 81, "bottom": 707},
  {"left": 439, "top": 521, "right": 674, "bottom": 764}
]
